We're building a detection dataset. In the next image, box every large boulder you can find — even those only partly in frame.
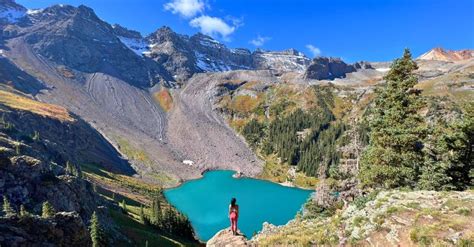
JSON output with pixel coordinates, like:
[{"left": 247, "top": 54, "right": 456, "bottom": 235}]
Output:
[{"left": 207, "top": 228, "right": 250, "bottom": 247}]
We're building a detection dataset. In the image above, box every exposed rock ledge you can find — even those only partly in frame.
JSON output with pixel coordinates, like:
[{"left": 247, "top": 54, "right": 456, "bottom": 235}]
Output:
[
  {"left": 207, "top": 228, "right": 250, "bottom": 247},
  {"left": 0, "top": 212, "right": 90, "bottom": 246}
]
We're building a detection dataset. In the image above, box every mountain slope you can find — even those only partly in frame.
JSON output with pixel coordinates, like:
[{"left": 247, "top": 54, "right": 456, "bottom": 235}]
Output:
[{"left": 418, "top": 47, "right": 474, "bottom": 62}]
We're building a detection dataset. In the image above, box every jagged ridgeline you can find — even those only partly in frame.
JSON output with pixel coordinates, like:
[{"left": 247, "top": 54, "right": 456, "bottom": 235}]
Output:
[{"left": 241, "top": 85, "right": 348, "bottom": 178}]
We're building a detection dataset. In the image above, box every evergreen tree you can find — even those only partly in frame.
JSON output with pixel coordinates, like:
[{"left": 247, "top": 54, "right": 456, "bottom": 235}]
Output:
[
  {"left": 242, "top": 119, "right": 265, "bottom": 149},
  {"left": 140, "top": 204, "right": 146, "bottom": 224},
  {"left": 90, "top": 211, "right": 107, "bottom": 247},
  {"left": 419, "top": 103, "right": 474, "bottom": 190},
  {"left": 32, "top": 131, "right": 40, "bottom": 141},
  {"left": 120, "top": 200, "right": 127, "bottom": 214},
  {"left": 19, "top": 205, "right": 30, "bottom": 218},
  {"left": 65, "top": 161, "right": 82, "bottom": 177},
  {"left": 150, "top": 195, "right": 162, "bottom": 227},
  {"left": 2, "top": 195, "right": 15, "bottom": 217},
  {"left": 41, "top": 201, "right": 55, "bottom": 218},
  {"left": 359, "top": 49, "right": 426, "bottom": 189}
]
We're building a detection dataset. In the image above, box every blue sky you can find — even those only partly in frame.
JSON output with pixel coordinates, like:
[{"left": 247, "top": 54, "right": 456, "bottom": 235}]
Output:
[{"left": 17, "top": 0, "right": 474, "bottom": 62}]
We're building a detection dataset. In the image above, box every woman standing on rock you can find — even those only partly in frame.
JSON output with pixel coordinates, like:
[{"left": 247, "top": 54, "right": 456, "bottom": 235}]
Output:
[{"left": 229, "top": 198, "right": 239, "bottom": 235}]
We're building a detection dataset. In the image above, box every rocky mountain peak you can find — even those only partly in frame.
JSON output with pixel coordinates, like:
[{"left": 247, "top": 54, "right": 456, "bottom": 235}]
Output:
[
  {"left": 190, "top": 32, "right": 226, "bottom": 50},
  {"left": 147, "top": 26, "right": 185, "bottom": 43},
  {"left": 418, "top": 47, "right": 474, "bottom": 62},
  {"left": 0, "top": 0, "right": 26, "bottom": 24},
  {"left": 112, "top": 24, "right": 143, "bottom": 39}
]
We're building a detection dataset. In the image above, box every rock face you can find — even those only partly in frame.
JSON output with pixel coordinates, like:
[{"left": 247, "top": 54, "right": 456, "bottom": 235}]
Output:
[
  {"left": 0, "top": 212, "right": 91, "bottom": 246},
  {"left": 0, "top": 0, "right": 26, "bottom": 25},
  {"left": 206, "top": 228, "right": 250, "bottom": 247},
  {"left": 145, "top": 27, "right": 311, "bottom": 80},
  {"left": 13, "top": 4, "right": 171, "bottom": 87},
  {"left": 252, "top": 48, "right": 311, "bottom": 72},
  {"left": 303, "top": 57, "right": 360, "bottom": 80},
  {"left": 418, "top": 47, "right": 474, "bottom": 62}
]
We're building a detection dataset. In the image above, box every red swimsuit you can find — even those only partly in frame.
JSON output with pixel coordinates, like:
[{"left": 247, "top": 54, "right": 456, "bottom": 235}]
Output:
[{"left": 230, "top": 207, "right": 238, "bottom": 233}]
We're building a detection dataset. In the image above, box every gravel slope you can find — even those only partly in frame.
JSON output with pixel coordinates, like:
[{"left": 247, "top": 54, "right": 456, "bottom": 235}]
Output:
[{"left": 167, "top": 71, "right": 264, "bottom": 176}]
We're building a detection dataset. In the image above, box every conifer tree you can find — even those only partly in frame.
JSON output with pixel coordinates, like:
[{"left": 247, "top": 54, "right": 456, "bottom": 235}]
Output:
[
  {"left": 359, "top": 49, "right": 426, "bottom": 189},
  {"left": 120, "top": 200, "right": 127, "bottom": 214},
  {"left": 66, "top": 161, "right": 75, "bottom": 176},
  {"left": 419, "top": 103, "right": 474, "bottom": 190},
  {"left": 150, "top": 195, "right": 162, "bottom": 227},
  {"left": 2, "top": 195, "right": 15, "bottom": 217},
  {"left": 41, "top": 201, "right": 55, "bottom": 218},
  {"left": 90, "top": 211, "right": 107, "bottom": 247},
  {"left": 140, "top": 204, "right": 146, "bottom": 224},
  {"left": 19, "top": 205, "right": 30, "bottom": 218}
]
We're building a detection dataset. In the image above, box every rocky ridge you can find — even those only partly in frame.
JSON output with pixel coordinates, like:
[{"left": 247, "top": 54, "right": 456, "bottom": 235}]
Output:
[
  {"left": 303, "top": 56, "right": 373, "bottom": 80},
  {"left": 418, "top": 47, "right": 474, "bottom": 62},
  {"left": 0, "top": 212, "right": 91, "bottom": 246}
]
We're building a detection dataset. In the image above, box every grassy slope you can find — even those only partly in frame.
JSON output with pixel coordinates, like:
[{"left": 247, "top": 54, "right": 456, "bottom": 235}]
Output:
[
  {"left": 0, "top": 89, "right": 74, "bottom": 122},
  {"left": 81, "top": 163, "right": 199, "bottom": 246},
  {"left": 415, "top": 65, "right": 474, "bottom": 104}
]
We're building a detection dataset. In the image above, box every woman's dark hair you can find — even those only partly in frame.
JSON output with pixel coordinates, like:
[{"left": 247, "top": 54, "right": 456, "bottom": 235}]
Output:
[{"left": 231, "top": 198, "right": 236, "bottom": 206}]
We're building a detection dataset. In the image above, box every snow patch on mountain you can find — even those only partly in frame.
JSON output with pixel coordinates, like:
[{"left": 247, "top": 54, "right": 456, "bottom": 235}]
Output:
[
  {"left": 26, "top": 9, "right": 43, "bottom": 15},
  {"left": 376, "top": 68, "right": 390, "bottom": 72},
  {"left": 117, "top": 36, "right": 149, "bottom": 56},
  {"left": 254, "top": 50, "right": 311, "bottom": 72},
  {"left": 195, "top": 52, "right": 231, "bottom": 72}
]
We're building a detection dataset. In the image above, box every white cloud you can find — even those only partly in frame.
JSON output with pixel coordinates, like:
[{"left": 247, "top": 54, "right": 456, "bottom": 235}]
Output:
[
  {"left": 190, "top": 15, "right": 236, "bottom": 39},
  {"left": 250, "top": 35, "right": 271, "bottom": 47},
  {"left": 164, "top": 0, "right": 205, "bottom": 18},
  {"left": 306, "top": 44, "right": 321, "bottom": 57}
]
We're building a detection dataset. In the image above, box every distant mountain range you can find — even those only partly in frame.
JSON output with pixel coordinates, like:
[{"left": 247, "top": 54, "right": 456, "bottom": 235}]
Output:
[
  {"left": 0, "top": 0, "right": 377, "bottom": 84},
  {"left": 418, "top": 47, "right": 474, "bottom": 62}
]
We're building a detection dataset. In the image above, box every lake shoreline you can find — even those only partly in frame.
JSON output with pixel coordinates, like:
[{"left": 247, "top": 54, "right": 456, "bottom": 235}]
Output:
[
  {"left": 167, "top": 167, "right": 316, "bottom": 191},
  {"left": 164, "top": 170, "right": 314, "bottom": 241}
]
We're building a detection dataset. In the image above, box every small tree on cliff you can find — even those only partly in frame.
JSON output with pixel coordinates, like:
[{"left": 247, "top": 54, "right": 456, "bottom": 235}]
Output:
[
  {"left": 150, "top": 195, "right": 162, "bottom": 227},
  {"left": 359, "top": 49, "right": 426, "bottom": 189},
  {"left": 90, "top": 211, "right": 107, "bottom": 247},
  {"left": 19, "top": 205, "right": 30, "bottom": 218},
  {"left": 41, "top": 201, "right": 55, "bottom": 218},
  {"left": 2, "top": 195, "right": 15, "bottom": 217}
]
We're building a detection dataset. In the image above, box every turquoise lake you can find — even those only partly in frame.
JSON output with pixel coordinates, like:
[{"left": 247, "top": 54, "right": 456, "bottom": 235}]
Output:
[{"left": 164, "top": 170, "right": 313, "bottom": 241}]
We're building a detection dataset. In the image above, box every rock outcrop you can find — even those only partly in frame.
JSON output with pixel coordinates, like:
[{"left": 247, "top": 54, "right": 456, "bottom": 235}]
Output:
[
  {"left": 0, "top": 212, "right": 91, "bottom": 246},
  {"left": 303, "top": 57, "right": 372, "bottom": 80},
  {"left": 0, "top": 0, "right": 26, "bottom": 25},
  {"left": 207, "top": 228, "right": 250, "bottom": 247}
]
